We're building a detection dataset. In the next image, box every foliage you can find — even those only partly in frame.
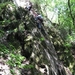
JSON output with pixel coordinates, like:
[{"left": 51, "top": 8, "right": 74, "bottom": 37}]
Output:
[
  {"left": 33, "top": 0, "right": 75, "bottom": 74},
  {"left": 10, "top": 69, "right": 16, "bottom": 75},
  {"left": 0, "top": 1, "right": 28, "bottom": 73},
  {"left": 23, "top": 64, "right": 34, "bottom": 69},
  {"left": 0, "top": 2, "right": 36, "bottom": 75},
  {"left": 0, "top": 0, "right": 75, "bottom": 74},
  {"left": 8, "top": 53, "right": 24, "bottom": 68},
  {"left": 0, "top": 44, "right": 9, "bottom": 57},
  {"left": 40, "top": 37, "right": 45, "bottom": 41}
]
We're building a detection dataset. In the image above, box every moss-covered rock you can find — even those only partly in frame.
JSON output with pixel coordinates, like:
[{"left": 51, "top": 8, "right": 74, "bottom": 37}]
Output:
[{"left": 0, "top": 1, "right": 72, "bottom": 75}]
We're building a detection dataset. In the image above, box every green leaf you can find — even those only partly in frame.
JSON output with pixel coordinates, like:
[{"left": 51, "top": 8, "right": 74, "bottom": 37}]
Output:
[{"left": 40, "top": 37, "right": 45, "bottom": 41}]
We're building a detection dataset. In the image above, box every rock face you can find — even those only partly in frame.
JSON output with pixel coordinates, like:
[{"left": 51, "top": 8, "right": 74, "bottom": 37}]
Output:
[
  {"left": 0, "top": 0, "right": 72, "bottom": 75},
  {"left": 0, "top": 58, "right": 12, "bottom": 75}
]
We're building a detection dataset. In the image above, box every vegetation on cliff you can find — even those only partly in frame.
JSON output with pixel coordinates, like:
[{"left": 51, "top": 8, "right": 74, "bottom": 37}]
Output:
[{"left": 0, "top": 0, "right": 75, "bottom": 75}]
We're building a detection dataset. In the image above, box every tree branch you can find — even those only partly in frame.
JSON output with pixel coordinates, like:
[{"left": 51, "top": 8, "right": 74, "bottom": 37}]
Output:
[{"left": 68, "top": 0, "right": 75, "bottom": 26}]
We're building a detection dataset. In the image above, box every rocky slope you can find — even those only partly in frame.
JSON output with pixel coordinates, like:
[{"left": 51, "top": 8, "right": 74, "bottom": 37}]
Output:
[{"left": 0, "top": 0, "right": 72, "bottom": 75}]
